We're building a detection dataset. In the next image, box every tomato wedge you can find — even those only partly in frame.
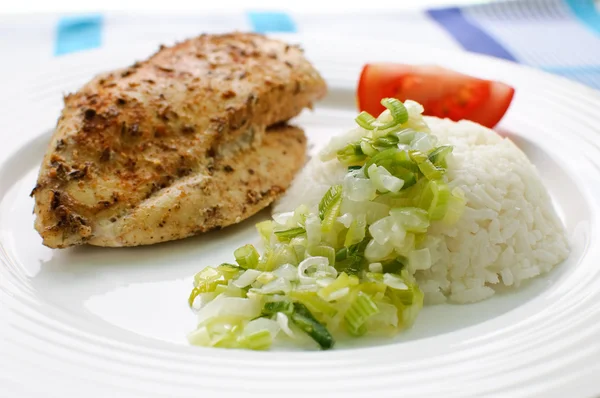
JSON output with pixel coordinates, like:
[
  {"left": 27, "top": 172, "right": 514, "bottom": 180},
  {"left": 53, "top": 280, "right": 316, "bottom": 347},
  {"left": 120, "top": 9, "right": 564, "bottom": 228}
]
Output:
[{"left": 357, "top": 64, "right": 515, "bottom": 128}]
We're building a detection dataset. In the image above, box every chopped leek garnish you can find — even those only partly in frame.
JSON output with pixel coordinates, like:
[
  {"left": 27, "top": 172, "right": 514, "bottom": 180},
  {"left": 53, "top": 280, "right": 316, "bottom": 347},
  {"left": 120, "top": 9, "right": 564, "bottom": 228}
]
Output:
[
  {"left": 262, "top": 300, "right": 294, "bottom": 316},
  {"left": 355, "top": 111, "right": 377, "bottom": 130},
  {"left": 318, "top": 272, "right": 359, "bottom": 301},
  {"left": 378, "top": 98, "right": 409, "bottom": 129},
  {"left": 428, "top": 145, "right": 453, "bottom": 166},
  {"left": 274, "top": 227, "right": 306, "bottom": 240},
  {"left": 289, "top": 291, "right": 338, "bottom": 318},
  {"left": 307, "top": 245, "right": 336, "bottom": 267},
  {"left": 381, "top": 258, "right": 405, "bottom": 274},
  {"left": 290, "top": 302, "right": 335, "bottom": 350},
  {"left": 318, "top": 185, "right": 343, "bottom": 232},
  {"left": 187, "top": 99, "right": 464, "bottom": 351},
  {"left": 344, "top": 291, "right": 380, "bottom": 336},
  {"left": 318, "top": 185, "right": 342, "bottom": 220},
  {"left": 337, "top": 143, "right": 367, "bottom": 166},
  {"left": 390, "top": 207, "right": 430, "bottom": 233},
  {"left": 360, "top": 139, "right": 378, "bottom": 157},
  {"left": 344, "top": 214, "right": 366, "bottom": 247},
  {"left": 256, "top": 220, "right": 274, "bottom": 247},
  {"left": 394, "top": 128, "right": 418, "bottom": 145},
  {"left": 335, "top": 247, "right": 348, "bottom": 261},
  {"left": 238, "top": 329, "right": 272, "bottom": 350},
  {"left": 426, "top": 180, "right": 451, "bottom": 220},
  {"left": 234, "top": 244, "right": 259, "bottom": 269},
  {"left": 372, "top": 135, "right": 399, "bottom": 149}
]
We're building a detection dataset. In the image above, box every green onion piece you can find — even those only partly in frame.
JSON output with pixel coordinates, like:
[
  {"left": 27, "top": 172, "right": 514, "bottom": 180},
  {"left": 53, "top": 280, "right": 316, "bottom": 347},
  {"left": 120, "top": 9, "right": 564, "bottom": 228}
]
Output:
[
  {"left": 401, "top": 288, "right": 424, "bottom": 328},
  {"left": 427, "top": 180, "right": 451, "bottom": 220},
  {"left": 213, "top": 331, "right": 242, "bottom": 349},
  {"left": 276, "top": 244, "right": 299, "bottom": 266},
  {"left": 336, "top": 238, "right": 369, "bottom": 275},
  {"left": 318, "top": 185, "right": 342, "bottom": 220},
  {"left": 390, "top": 149, "right": 420, "bottom": 173},
  {"left": 318, "top": 185, "right": 343, "bottom": 232},
  {"left": 290, "top": 237, "right": 307, "bottom": 263},
  {"left": 355, "top": 111, "right": 377, "bottom": 130},
  {"left": 234, "top": 244, "right": 260, "bottom": 269},
  {"left": 193, "top": 266, "right": 222, "bottom": 286},
  {"left": 255, "top": 220, "right": 274, "bottom": 248},
  {"left": 274, "top": 227, "right": 306, "bottom": 240},
  {"left": 318, "top": 272, "right": 359, "bottom": 301},
  {"left": 378, "top": 98, "right": 409, "bottom": 129},
  {"left": 255, "top": 272, "right": 276, "bottom": 285},
  {"left": 293, "top": 204, "right": 310, "bottom": 226},
  {"left": 418, "top": 159, "right": 444, "bottom": 181},
  {"left": 372, "top": 135, "right": 399, "bottom": 149},
  {"left": 262, "top": 300, "right": 294, "bottom": 316},
  {"left": 359, "top": 279, "right": 388, "bottom": 297},
  {"left": 364, "top": 148, "right": 418, "bottom": 187},
  {"left": 344, "top": 215, "right": 367, "bottom": 247},
  {"left": 291, "top": 302, "right": 335, "bottom": 350},
  {"left": 389, "top": 169, "right": 416, "bottom": 190},
  {"left": 374, "top": 190, "right": 416, "bottom": 208},
  {"left": 259, "top": 244, "right": 299, "bottom": 271},
  {"left": 410, "top": 150, "right": 444, "bottom": 180},
  {"left": 344, "top": 291, "right": 380, "bottom": 336},
  {"left": 335, "top": 257, "right": 363, "bottom": 276},
  {"left": 216, "top": 263, "right": 243, "bottom": 279},
  {"left": 188, "top": 287, "right": 202, "bottom": 307},
  {"left": 335, "top": 247, "right": 348, "bottom": 262},
  {"left": 414, "top": 233, "right": 427, "bottom": 249},
  {"left": 187, "top": 326, "right": 211, "bottom": 346},
  {"left": 214, "top": 284, "right": 245, "bottom": 297},
  {"left": 289, "top": 291, "right": 338, "bottom": 319},
  {"left": 408, "top": 248, "right": 431, "bottom": 273},
  {"left": 308, "top": 245, "right": 336, "bottom": 266},
  {"left": 190, "top": 266, "right": 233, "bottom": 306},
  {"left": 337, "top": 143, "right": 367, "bottom": 166},
  {"left": 442, "top": 190, "right": 466, "bottom": 225},
  {"left": 394, "top": 129, "right": 417, "bottom": 145},
  {"left": 389, "top": 207, "right": 430, "bottom": 233},
  {"left": 238, "top": 329, "right": 272, "bottom": 350},
  {"left": 386, "top": 272, "right": 420, "bottom": 306},
  {"left": 408, "top": 150, "right": 429, "bottom": 164},
  {"left": 360, "top": 139, "right": 378, "bottom": 157},
  {"left": 364, "top": 148, "right": 396, "bottom": 176},
  {"left": 394, "top": 233, "right": 416, "bottom": 257},
  {"left": 381, "top": 258, "right": 405, "bottom": 274},
  {"left": 385, "top": 273, "right": 424, "bottom": 328},
  {"left": 428, "top": 145, "right": 453, "bottom": 166},
  {"left": 348, "top": 165, "right": 362, "bottom": 171}
]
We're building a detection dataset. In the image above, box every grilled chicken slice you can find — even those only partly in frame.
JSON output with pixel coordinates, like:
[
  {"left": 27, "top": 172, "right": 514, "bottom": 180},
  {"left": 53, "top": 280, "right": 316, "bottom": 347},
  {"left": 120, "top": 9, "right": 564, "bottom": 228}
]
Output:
[{"left": 32, "top": 33, "right": 326, "bottom": 248}]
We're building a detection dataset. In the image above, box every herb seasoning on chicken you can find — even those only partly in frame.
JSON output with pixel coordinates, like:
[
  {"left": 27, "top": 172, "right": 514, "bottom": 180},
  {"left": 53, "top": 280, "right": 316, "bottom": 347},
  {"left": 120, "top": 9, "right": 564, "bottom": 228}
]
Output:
[{"left": 32, "top": 33, "right": 327, "bottom": 248}]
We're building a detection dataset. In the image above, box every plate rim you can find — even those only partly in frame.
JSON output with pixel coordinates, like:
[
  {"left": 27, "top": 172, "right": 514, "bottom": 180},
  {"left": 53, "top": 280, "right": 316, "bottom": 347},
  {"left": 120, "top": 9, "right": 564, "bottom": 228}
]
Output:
[{"left": 2, "top": 34, "right": 600, "bottom": 398}]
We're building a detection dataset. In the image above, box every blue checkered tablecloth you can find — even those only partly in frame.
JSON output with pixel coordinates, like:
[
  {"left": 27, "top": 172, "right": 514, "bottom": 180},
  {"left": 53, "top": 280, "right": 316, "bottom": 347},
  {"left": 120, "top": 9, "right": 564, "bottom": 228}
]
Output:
[{"left": 1, "top": 0, "right": 599, "bottom": 88}]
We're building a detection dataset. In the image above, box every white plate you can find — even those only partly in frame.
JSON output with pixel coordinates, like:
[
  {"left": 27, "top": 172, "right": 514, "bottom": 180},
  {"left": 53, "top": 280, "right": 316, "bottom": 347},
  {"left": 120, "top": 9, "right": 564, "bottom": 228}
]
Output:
[{"left": 1, "top": 35, "right": 600, "bottom": 398}]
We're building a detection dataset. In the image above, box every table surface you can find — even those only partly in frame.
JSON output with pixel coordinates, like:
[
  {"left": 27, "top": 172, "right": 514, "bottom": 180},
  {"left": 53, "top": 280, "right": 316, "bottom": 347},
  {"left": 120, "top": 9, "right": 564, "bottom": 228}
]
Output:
[
  {"left": 1, "top": 0, "right": 496, "bottom": 14},
  {"left": 1, "top": 0, "right": 599, "bottom": 92}
]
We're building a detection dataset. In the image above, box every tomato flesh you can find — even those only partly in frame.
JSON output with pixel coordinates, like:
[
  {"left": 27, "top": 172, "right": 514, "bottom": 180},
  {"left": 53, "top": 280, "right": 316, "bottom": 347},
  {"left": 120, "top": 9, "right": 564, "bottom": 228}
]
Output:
[{"left": 357, "top": 63, "right": 515, "bottom": 128}]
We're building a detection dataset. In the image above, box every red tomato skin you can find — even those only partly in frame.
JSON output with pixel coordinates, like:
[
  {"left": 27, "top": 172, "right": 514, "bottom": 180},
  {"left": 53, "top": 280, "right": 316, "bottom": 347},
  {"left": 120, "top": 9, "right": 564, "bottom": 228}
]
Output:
[{"left": 357, "top": 63, "right": 515, "bottom": 128}]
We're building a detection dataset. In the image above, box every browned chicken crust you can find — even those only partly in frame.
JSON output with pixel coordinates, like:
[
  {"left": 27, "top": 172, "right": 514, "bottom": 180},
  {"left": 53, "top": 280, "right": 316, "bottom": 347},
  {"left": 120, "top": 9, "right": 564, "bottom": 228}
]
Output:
[{"left": 32, "top": 33, "right": 326, "bottom": 248}]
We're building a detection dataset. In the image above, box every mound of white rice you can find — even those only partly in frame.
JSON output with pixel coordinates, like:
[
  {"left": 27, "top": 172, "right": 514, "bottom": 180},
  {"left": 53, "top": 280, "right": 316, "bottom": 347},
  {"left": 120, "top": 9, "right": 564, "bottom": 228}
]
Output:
[{"left": 274, "top": 116, "right": 570, "bottom": 304}]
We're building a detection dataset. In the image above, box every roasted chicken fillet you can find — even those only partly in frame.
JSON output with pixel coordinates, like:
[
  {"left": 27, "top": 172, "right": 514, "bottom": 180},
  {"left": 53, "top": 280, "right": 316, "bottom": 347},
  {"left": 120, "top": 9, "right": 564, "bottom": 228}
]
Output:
[{"left": 32, "top": 33, "right": 326, "bottom": 248}]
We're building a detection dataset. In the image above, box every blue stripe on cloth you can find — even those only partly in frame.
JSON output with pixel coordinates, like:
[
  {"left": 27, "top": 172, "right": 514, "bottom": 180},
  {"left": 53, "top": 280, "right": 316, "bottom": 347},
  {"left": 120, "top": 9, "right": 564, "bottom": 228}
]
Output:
[
  {"left": 542, "top": 65, "right": 600, "bottom": 89},
  {"left": 543, "top": 65, "right": 600, "bottom": 73},
  {"left": 55, "top": 14, "right": 103, "bottom": 56},
  {"left": 247, "top": 11, "right": 296, "bottom": 33},
  {"left": 427, "top": 7, "right": 517, "bottom": 62},
  {"left": 565, "top": 0, "right": 600, "bottom": 36}
]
